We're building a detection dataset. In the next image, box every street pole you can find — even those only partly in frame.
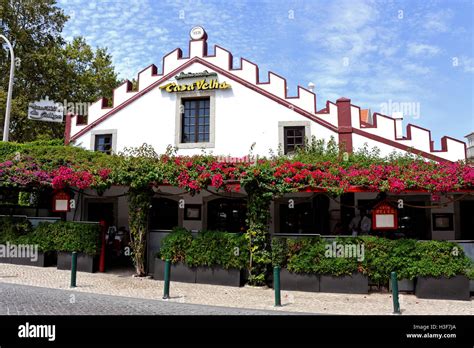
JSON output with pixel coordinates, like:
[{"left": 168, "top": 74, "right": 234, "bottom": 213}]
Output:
[{"left": 0, "top": 34, "right": 15, "bottom": 142}]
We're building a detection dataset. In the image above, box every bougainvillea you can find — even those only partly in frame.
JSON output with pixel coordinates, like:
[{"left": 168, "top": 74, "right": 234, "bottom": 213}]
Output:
[
  {"left": 1, "top": 142, "right": 473, "bottom": 279},
  {"left": 1, "top": 149, "right": 473, "bottom": 194}
]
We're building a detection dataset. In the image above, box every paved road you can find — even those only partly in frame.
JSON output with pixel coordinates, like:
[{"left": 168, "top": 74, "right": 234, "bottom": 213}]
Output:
[{"left": 0, "top": 282, "right": 297, "bottom": 315}]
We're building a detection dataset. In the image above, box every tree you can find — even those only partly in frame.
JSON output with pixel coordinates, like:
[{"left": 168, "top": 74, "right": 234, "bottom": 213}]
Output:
[{"left": 0, "top": 0, "right": 119, "bottom": 142}]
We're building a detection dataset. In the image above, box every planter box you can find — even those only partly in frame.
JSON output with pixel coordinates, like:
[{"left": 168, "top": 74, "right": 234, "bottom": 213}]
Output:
[
  {"left": 57, "top": 252, "right": 97, "bottom": 273},
  {"left": 278, "top": 269, "right": 320, "bottom": 292},
  {"left": 0, "top": 244, "right": 10, "bottom": 263},
  {"left": 153, "top": 258, "right": 196, "bottom": 283},
  {"left": 416, "top": 276, "right": 470, "bottom": 301},
  {"left": 196, "top": 266, "right": 244, "bottom": 287},
  {"left": 9, "top": 252, "right": 56, "bottom": 267},
  {"left": 389, "top": 278, "right": 415, "bottom": 293},
  {"left": 470, "top": 280, "right": 474, "bottom": 293},
  {"left": 320, "top": 273, "right": 369, "bottom": 294}
]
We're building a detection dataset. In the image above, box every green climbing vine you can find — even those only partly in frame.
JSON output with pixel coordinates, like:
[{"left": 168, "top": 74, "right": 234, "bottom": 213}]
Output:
[
  {"left": 128, "top": 187, "right": 154, "bottom": 276},
  {"left": 244, "top": 180, "right": 273, "bottom": 286}
]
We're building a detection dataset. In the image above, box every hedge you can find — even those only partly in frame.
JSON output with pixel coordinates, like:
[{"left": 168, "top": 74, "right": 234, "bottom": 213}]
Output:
[
  {"left": 0, "top": 217, "right": 100, "bottom": 255},
  {"left": 272, "top": 236, "right": 472, "bottom": 284},
  {"left": 0, "top": 216, "right": 32, "bottom": 244},
  {"left": 158, "top": 228, "right": 249, "bottom": 270}
]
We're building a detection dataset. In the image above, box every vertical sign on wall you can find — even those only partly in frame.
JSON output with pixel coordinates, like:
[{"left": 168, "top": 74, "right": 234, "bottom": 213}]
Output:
[
  {"left": 372, "top": 201, "right": 398, "bottom": 230},
  {"left": 52, "top": 191, "right": 70, "bottom": 212}
]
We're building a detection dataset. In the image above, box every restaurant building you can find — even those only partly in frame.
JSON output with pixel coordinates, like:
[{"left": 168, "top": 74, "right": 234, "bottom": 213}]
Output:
[{"left": 60, "top": 27, "right": 473, "bottom": 270}]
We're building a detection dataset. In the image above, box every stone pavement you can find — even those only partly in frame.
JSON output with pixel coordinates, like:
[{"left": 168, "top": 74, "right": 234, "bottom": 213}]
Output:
[
  {"left": 0, "top": 264, "right": 472, "bottom": 315},
  {"left": 0, "top": 282, "right": 294, "bottom": 315}
]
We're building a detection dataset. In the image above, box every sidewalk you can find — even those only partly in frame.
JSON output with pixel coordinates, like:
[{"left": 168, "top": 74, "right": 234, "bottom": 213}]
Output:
[{"left": 0, "top": 264, "right": 472, "bottom": 315}]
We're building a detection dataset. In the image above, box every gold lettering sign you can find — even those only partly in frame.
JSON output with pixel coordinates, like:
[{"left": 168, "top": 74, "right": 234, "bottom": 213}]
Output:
[{"left": 160, "top": 79, "right": 231, "bottom": 93}]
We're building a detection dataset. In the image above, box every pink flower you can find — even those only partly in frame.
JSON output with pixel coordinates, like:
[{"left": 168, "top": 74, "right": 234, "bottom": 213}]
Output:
[{"left": 211, "top": 174, "right": 223, "bottom": 188}]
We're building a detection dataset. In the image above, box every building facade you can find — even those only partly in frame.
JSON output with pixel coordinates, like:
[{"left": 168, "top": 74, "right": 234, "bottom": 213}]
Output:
[
  {"left": 65, "top": 28, "right": 466, "bottom": 162},
  {"left": 60, "top": 28, "right": 472, "bottom": 271}
]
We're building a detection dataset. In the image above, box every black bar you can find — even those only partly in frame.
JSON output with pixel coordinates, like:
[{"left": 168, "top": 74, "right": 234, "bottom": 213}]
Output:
[{"left": 0, "top": 315, "right": 472, "bottom": 347}]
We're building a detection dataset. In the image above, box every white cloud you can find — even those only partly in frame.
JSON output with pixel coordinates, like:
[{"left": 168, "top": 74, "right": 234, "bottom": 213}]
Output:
[
  {"left": 407, "top": 43, "right": 441, "bottom": 57},
  {"left": 459, "top": 56, "right": 474, "bottom": 73},
  {"left": 423, "top": 9, "right": 454, "bottom": 33}
]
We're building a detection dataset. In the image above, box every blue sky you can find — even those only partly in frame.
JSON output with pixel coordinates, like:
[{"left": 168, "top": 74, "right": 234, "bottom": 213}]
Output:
[{"left": 57, "top": 0, "right": 473, "bottom": 143}]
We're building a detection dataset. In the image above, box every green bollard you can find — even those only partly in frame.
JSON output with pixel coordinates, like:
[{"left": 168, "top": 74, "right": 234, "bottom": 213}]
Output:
[
  {"left": 391, "top": 271, "right": 401, "bottom": 314},
  {"left": 70, "top": 251, "right": 77, "bottom": 288},
  {"left": 274, "top": 266, "right": 281, "bottom": 307},
  {"left": 163, "top": 259, "right": 171, "bottom": 299}
]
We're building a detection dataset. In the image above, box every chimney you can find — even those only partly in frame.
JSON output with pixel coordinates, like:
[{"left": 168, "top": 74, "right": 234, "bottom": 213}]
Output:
[{"left": 336, "top": 97, "right": 353, "bottom": 153}]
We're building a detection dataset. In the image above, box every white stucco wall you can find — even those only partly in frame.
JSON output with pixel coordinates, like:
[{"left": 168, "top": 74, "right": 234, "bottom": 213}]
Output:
[
  {"left": 69, "top": 36, "right": 466, "bottom": 162},
  {"left": 73, "top": 61, "right": 337, "bottom": 157}
]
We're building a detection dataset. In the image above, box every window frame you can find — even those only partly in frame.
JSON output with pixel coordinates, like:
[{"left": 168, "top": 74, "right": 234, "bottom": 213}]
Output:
[
  {"left": 181, "top": 98, "right": 210, "bottom": 144},
  {"left": 284, "top": 126, "right": 305, "bottom": 154},
  {"left": 90, "top": 129, "right": 117, "bottom": 155},
  {"left": 174, "top": 91, "right": 216, "bottom": 149},
  {"left": 278, "top": 121, "right": 310, "bottom": 155},
  {"left": 94, "top": 134, "right": 113, "bottom": 154}
]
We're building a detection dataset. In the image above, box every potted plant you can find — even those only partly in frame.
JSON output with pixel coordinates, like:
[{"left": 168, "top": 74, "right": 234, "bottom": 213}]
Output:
[
  {"left": 414, "top": 241, "right": 471, "bottom": 301},
  {"left": 53, "top": 222, "right": 101, "bottom": 273},
  {"left": 467, "top": 266, "right": 474, "bottom": 293},
  {"left": 275, "top": 237, "right": 368, "bottom": 294},
  {"left": 154, "top": 228, "right": 196, "bottom": 283},
  {"left": 0, "top": 216, "right": 35, "bottom": 265},
  {"left": 186, "top": 231, "right": 249, "bottom": 287},
  {"left": 274, "top": 237, "right": 320, "bottom": 292},
  {"left": 386, "top": 239, "right": 417, "bottom": 292}
]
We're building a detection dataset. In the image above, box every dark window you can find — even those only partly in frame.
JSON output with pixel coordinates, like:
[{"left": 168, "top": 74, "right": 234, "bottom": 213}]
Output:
[
  {"left": 95, "top": 134, "right": 113, "bottom": 154},
  {"left": 279, "top": 202, "right": 313, "bottom": 234},
  {"left": 181, "top": 98, "right": 210, "bottom": 143},
  {"left": 207, "top": 198, "right": 247, "bottom": 233},
  {"left": 87, "top": 202, "right": 115, "bottom": 226},
  {"left": 284, "top": 126, "right": 305, "bottom": 154},
  {"left": 149, "top": 198, "right": 179, "bottom": 230}
]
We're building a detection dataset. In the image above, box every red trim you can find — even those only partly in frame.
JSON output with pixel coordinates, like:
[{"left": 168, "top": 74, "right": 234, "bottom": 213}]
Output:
[
  {"left": 71, "top": 58, "right": 200, "bottom": 141},
  {"left": 69, "top": 39, "right": 466, "bottom": 162},
  {"left": 357, "top": 111, "right": 467, "bottom": 161},
  {"left": 70, "top": 57, "right": 339, "bottom": 142},
  {"left": 353, "top": 128, "right": 452, "bottom": 162}
]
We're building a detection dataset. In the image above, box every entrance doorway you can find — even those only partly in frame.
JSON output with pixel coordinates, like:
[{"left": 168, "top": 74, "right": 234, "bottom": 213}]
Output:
[
  {"left": 86, "top": 200, "right": 132, "bottom": 270},
  {"left": 460, "top": 201, "right": 474, "bottom": 240}
]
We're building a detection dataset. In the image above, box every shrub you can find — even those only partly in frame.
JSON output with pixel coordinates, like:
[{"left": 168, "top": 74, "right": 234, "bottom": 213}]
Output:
[
  {"left": 185, "top": 230, "right": 249, "bottom": 270},
  {"left": 466, "top": 265, "right": 474, "bottom": 280},
  {"left": 362, "top": 236, "right": 395, "bottom": 284},
  {"left": 280, "top": 237, "right": 361, "bottom": 276},
  {"left": 0, "top": 218, "right": 100, "bottom": 254},
  {"left": 159, "top": 228, "right": 249, "bottom": 269},
  {"left": 272, "top": 236, "right": 471, "bottom": 281},
  {"left": 18, "top": 222, "right": 57, "bottom": 252},
  {"left": 413, "top": 240, "right": 471, "bottom": 278},
  {"left": 316, "top": 237, "right": 360, "bottom": 276},
  {"left": 159, "top": 227, "right": 193, "bottom": 263},
  {"left": 41, "top": 221, "right": 100, "bottom": 255},
  {"left": 0, "top": 216, "right": 32, "bottom": 244},
  {"left": 271, "top": 237, "right": 287, "bottom": 267},
  {"left": 385, "top": 238, "right": 418, "bottom": 281}
]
